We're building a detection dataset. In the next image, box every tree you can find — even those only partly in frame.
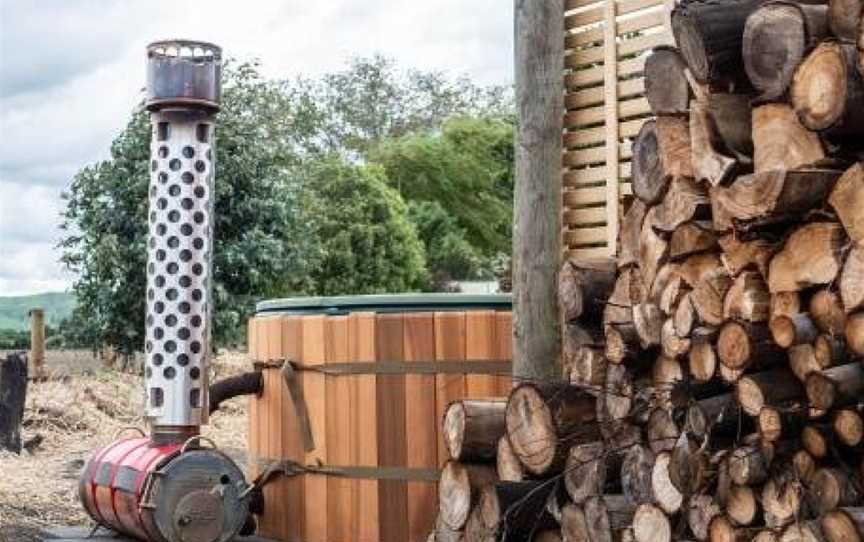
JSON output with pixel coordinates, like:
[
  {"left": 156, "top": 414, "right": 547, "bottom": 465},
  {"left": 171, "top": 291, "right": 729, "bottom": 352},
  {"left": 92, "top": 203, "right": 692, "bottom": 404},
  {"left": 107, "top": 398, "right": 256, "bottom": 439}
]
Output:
[
  {"left": 407, "top": 201, "right": 486, "bottom": 285},
  {"left": 369, "top": 116, "right": 515, "bottom": 264},
  {"left": 60, "top": 62, "right": 318, "bottom": 354},
  {"left": 298, "top": 156, "right": 428, "bottom": 295}
]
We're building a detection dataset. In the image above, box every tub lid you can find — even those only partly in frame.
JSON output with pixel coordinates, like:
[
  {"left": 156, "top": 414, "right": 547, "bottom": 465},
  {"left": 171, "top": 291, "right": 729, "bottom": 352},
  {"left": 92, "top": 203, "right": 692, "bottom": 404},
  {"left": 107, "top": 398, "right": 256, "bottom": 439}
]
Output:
[{"left": 256, "top": 293, "right": 511, "bottom": 315}]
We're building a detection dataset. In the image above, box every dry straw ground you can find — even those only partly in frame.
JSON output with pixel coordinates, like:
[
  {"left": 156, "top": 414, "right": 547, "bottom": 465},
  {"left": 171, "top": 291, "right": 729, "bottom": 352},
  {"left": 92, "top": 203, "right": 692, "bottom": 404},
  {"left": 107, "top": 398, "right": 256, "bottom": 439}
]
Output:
[{"left": 0, "top": 350, "right": 250, "bottom": 542}]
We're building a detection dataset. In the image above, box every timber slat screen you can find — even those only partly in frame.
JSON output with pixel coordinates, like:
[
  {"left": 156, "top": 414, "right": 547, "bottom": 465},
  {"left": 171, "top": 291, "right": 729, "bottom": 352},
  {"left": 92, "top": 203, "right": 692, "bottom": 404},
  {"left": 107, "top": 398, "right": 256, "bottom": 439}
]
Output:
[{"left": 562, "top": 0, "right": 674, "bottom": 258}]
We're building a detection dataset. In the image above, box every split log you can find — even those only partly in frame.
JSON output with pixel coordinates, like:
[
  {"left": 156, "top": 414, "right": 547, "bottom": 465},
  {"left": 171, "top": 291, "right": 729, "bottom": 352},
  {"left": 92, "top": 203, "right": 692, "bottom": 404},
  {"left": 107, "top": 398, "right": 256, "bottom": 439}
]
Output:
[
  {"left": 770, "top": 313, "right": 819, "bottom": 348},
  {"left": 810, "top": 288, "right": 847, "bottom": 335},
  {"left": 651, "top": 263, "right": 681, "bottom": 308},
  {"left": 633, "top": 302, "right": 663, "bottom": 350},
  {"left": 792, "top": 41, "right": 864, "bottom": 136},
  {"left": 771, "top": 291, "right": 802, "bottom": 320},
  {"left": 736, "top": 369, "right": 803, "bottom": 417},
  {"left": 599, "top": 364, "right": 634, "bottom": 423},
  {"left": 653, "top": 355, "right": 684, "bottom": 410},
  {"left": 728, "top": 443, "right": 770, "bottom": 486},
  {"left": 439, "top": 461, "right": 498, "bottom": 530},
  {"left": 653, "top": 177, "right": 711, "bottom": 234},
  {"left": 605, "top": 324, "right": 641, "bottom": 365},
  {"left": 505, "top": 383, "right": 599, "bottom": 476},
  {"left": 840, "top": 245, "right": 864, "bottom": 312},
  {"left": 560, "top": 257, "right": 618, "bottom": 323},
  {"left": 709, "top": 517, "right": 763, "bottom": 542},
  {"left": 496, "top": 436, "right": 524, "bottom": 483},
  {"left": 767, "top": 222, "right": 847, "bottom": 293},
  {"left": 465, "top": 481, "right": 557, "bottom": 542},
  {"left": 0, "top": 353, "right": 27, "bottom": 454},
  {"left": 656, "top": 116, "right": 694, "bottom": 179},
  {"left": 647, "top": 408, "right": 680, "bottom": 455},
  {"left": 434, "top": 514, "right": 463, "bottom": 542},
  {"left": 829, "top": 162, "right": 864, "bottom": 245},
  {"left": 671, "top": 221, "right": 718, "bottom": 260},
  {"left": 619, "top": 200, "right": 648, "bottom": 269},
  {"left": 829, "top": 0, "right": 864, "bottom": 42},
  {"left": 662, "top": 318, "right": 691, "bottom": 359},
  {"left": 679, "top": 252, "right": 725, "bottom": 288},
  {"left": 564, "top": 441, "right": 606, "bottom": 504},
  {"left": 659, "top": 274, "right": 686, "bottom": 316},
  {"left": 632, "top": 121, "right": 671, "bottom": 205},
  {"left": 604, "top": 267, "right": 645, "bottom": 329},
  {"left": 711, "top": 168, "right": 841, "bottom": 232},
  {"left": 633, "top": 503, "right": 671, "bottom": 542},
  {"left": 762, "top": 474, "right": 803, "bottom": 529},
  {"left": 723, "top": 271, "right": 770, "bottom": 323},
  {"left": 743, "top": 2, "right": 829, "bottom": 102},
  {"left": 778, "top": 522, "right": 825, "bottom": 542},
  {"left": 568, "top": 343, "right": 607, "bottom": 393},
  {"left": 645, "top": 46, "right": 692, "bottom": 116},
  {"left": 640, "top": 207, "right": 669, "bottom": 289},
  {"left": 758, "top": 406, "right": 807, "bottom": 443},
  {"left": 690, "top": 99, "right": 739, "bottom": 187},
  {"left": 689, "top": 494, "right": 722, "bottom": 541},
  {"left": 752, "top": 103, "right": 825, "bottom": 173},
  {"left": 651, "top": 451, "right": 684, "bottom": 514},
  {"left": 727, "top": 484, "right": 759, "bottom": 527},
  {"left": 845, "top": 311, "right": 864, "bottom": 355},
  {"left": 806, "top": 362, "right": 864, "bottom": 410},
  {"left": 809, "top": 467, "right": 860, "bottom": 514},
  {"left": 718, "top": 235, "right": 776, "bottom": 278},
  {"left": 444, "top": 400, "right": 507, "bottom": 463},
  {"left": 672, "top": 0, "right": 764, "bottom": 88},
  {"left": 833, "top": 407, "right": 864, "bottom": 447},
  {"left": 718, "top": 321, "right": 783, "bottom": 371},
  {"left": 622, "top": 444, "right": 655, "bottom": 506},
  {"left": 692, "top": 270, "right": 733, "bottom": 327},
  {"left": 689, "top": 328, "right": 718, "bottom": 382},
  {"left": 675, "top": 293, "right": 698, "bottom": 338},
  {"left": 822, "top": 508, "right": 864, "bottom": 542}
]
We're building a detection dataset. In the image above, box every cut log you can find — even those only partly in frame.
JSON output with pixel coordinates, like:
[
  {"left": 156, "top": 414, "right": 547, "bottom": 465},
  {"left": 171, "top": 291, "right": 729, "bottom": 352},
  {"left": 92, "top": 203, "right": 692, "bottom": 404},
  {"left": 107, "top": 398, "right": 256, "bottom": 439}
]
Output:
[
  {"left": 806, "top": 362, "right": 864, "bottom": 410},
  {"left": 788, "top": 344, "right": 821, "bottom": 382},
  {"left": 652, "top": 451, "right": 684, "bottom": 514},
  {"left": 758, "top": 406, "right": 807, "bottom": 443},
  {"left": 656, "top": 116, "right": 694, "bottom": 179},
  {"left": 727, "top": 484, "right": 759, "bottom": 527},
  {"left": 653, "top": 355, "right": 684, "bottom": 410},
  {"left": 600, "top": 364, "right": 634, "bottom": 423},
  {"left": 568, "top": 344, "right": 607, "bottom": 393},
  {"left": 690, "top": 99, "right": 739, "bottom": 187},
  {"left": 434, "top": 514, "right": 464, "bottom": 542},
  {"left": 604, "top": 267, "right": 646, "bottom": 329},
  {"left": 711, "top": 168, "right": 841, "bottom": 232},
  {"left": 671, "top": 221, "right": 718, "bottom": 260},
  {"left": 689, "top": 328, "right": 718, "bottom": 382},
  {"left": 718, "top": 321, "right": 783, "bottom": 371},
  {"left": 709, "top": 517, "right": 763, "bottom": 542},
  {"left": 564, "top": 441, "right": 606, "bottom": 504},
  {"left": 718, "top": 235, "right": 776, "bottom": 278},
  {"left": 793, "top": 450, "right": 816, "bottom": 483},
  {"left": 728, "top": 444, "right": 769, "bottom": 486},
  {"left": 771, "top": 291, "right": 802, "bottom": 321},
  {"left": 640, "top": 207, "right": 670, "bottom": 289},
  {"left": 622, "top": 444, "right": 656, "bottom": 506},
  {"left": 809, "top": 467, "right": 860, "bottom": 514},
  {"left": 560, "top": 257, "right": 618, "bottom": 323},
  {"left": 833, "top": 407, "right": 864, "bottom": 447},
  {"left": 505, "top": 383, "right": 599, "bottom": 476},
  {"left": 814, "top": 333, "right": 848, "bottom": 369},
  {"left": 692, "top": 270, "right": 734, "bottom": 327},
  {"left": 659, "top": 274, "right": 686, "bottom": 316},
  {"left": 647, "top": 408, "right": 680, "bottom": 455},
  {"left": 723, "top": 271, "right": 770, "bottom": 323},
  {"left": 496, "top": 436, "right": 524, "bottom": 483},
  {"left": 653, "top": 177, "right": 711, "bottom": 234},
  {"left": 675, "top": 293, "right": 698, "bottom": 338},
  {"left": 669, "top": 432, "right": 711, "bottom": 495},
  {"left": 829, "top": 0, "right": 864, "bottom": 42},
  {"left": 645, "top": 46, "right": 692, "bottom": 116},
  {"left": 762, "top": 474, "right": 803, "bottom": 529},
  {"left": 752, "top": 103, "right": 825, "bottom": 173},
  {"left": 770, "top": 313, "right": 819, "bottom": 348},
  {"left": 605, "top": 324, "right": 641, "bottom": 365},
  {"left": 633, "top": 503, "right": 672, "bottom": 542},
  {"left": 845, "top": 311, "right": 864, "bottom": 355},
  {"left": 689, "top": 494, "right": 722, "bottom": 541},
  {"left": 841, "top": 245, "right": 864, "bottom": 312},
  {"left": 829, "top": 162, "right": 864, "bottom": 245},
  {"left": 633, "top": 302, "right": 663, "bottom": 349},
  {"left": 743, "top": 2, "right": 829, "bottom": 102},
  {"left": 466, "top": 481, "right": 557, "bottom": 542},
  {"left": 736, "top": 369, "right": 804, "bottom": 417},
  {"left": 439, "top": 461, "right": 498, "bottom": 530},
  {"left": 679, "top": 252, "right": 725, "bottom": 288},
  {"left": 822, "top": 508, "right": 864, "bottom": 542},
  {"left": 662, "top": 318, "right": 691, "bottom": 359},
  {"left": 779, "top": 522, "right": 825, "bottom": 542},
  {"left": 444, "top": 400, "right": 508, "bottom": 463},
  {"left": 632, "top": 121, "right": 671, "bottom": 205},
  {"left": 793, "top": 40, "right": 864, "bottom": 136},
  {"left": 672, "top": 0, "right": 764, "bottom": 88},
  {"left": 802, "top": 424, "right": 832, "bottom": 459},
  {"left": 767, "top": 222, "right": 847, "bottom": 293},
  {"left": 620, "top": 200, "right": 648, "bottom": 269},
  {"left": 810, "top": 288, "right": 847, "bottom": 335},
  {"left": 0, "top": 353, "right": 27, "bottom": 454}
]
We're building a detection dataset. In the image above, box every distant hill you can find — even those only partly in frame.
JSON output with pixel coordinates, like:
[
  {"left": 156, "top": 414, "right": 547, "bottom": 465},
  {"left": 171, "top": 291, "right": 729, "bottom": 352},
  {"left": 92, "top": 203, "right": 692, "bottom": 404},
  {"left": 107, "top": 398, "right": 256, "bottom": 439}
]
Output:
[{"left": 0, "top": 292, "right": 76, "bottom": 331}]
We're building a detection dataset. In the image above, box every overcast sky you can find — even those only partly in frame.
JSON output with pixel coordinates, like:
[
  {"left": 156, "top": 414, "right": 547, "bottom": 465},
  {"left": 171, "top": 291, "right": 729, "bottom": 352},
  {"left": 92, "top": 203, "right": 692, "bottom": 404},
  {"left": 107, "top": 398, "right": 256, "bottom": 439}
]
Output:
[{"left": 0, "top": 0, "right": 514, "bottom": 296}]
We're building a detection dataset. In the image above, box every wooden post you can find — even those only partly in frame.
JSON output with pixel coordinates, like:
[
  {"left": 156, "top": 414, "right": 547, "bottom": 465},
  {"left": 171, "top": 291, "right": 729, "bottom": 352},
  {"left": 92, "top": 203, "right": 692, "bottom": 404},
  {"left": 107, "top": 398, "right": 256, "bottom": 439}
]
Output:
[
  {"left": 604, "top": 0, "right": 620, "bottom": 253},
  {"left": 29, "top": 308, "right": 45, "bottom": 379},
  {"left": 513, "top": 0, "right": 564, "bottom": 382},
  {"left": 0, "top": 353, "right": 28, "bottom": 453}
]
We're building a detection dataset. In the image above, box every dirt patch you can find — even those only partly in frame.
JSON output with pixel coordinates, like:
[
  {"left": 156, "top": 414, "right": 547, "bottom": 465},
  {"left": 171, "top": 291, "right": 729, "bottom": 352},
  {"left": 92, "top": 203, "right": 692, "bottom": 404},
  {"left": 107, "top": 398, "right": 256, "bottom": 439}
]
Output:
[{"left": 0, "top": 350, "right": 251, "bottom": 541}]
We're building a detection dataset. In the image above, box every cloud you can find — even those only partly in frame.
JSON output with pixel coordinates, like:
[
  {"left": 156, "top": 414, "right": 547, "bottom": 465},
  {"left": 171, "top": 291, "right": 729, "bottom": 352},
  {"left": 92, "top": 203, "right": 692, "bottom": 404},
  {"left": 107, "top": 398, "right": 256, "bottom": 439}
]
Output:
[{"left": 0, "top": 0, "right": 513, "bottom": 296}]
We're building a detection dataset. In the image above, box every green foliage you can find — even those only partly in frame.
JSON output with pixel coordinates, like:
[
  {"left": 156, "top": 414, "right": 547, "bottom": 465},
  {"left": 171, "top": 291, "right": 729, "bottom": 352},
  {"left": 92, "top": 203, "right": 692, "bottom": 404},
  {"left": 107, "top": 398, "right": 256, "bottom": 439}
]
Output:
[
  {"left": 407, "top": 201, "right": 485, "bottom": 284},
  {"left": 369, "top": 116, "right": 515, "bottom": 265}
]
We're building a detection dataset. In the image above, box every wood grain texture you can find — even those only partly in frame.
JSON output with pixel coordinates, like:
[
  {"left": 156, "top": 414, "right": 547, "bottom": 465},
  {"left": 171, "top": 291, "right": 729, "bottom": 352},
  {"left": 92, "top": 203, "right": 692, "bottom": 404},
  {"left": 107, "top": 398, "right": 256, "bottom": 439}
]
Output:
[
  {"left": 301, "top": 315, "right": 327, "bottom": 541},
  {"left": 279, "top": 316, "right": 305, "bottom": 542},
  {"left": 325, "top": 315, "right": 352, "bottom": 541},
  {"left": 495, "top": 311, "right": 514, "bottom": 396},
  {"left": 466, "top": 310, "right": 498, "bottom": 398},
  {"left": 435, "top": 311, "right": 467, "bottom": 466}
]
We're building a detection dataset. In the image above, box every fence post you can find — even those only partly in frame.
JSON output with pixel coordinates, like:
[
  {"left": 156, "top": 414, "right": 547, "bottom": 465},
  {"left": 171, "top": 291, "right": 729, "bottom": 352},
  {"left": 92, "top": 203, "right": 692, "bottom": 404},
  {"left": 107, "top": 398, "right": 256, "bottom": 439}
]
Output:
[{"left": 29, "top": 308, "right": 45, "bottom": 379}]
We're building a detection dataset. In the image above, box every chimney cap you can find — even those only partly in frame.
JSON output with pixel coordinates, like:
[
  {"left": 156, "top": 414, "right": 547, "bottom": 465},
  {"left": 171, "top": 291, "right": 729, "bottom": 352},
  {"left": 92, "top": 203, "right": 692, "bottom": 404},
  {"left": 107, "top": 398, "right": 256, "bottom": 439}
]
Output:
[{"left": 146, "top": 39, "right": 222, "bottom": 112}]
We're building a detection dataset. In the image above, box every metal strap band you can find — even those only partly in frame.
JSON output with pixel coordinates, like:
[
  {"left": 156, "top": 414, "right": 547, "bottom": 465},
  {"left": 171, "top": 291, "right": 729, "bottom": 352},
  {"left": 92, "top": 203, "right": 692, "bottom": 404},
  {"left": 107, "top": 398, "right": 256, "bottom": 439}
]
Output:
[
  {"left": 253, "top": 458, "right": 440, "bottom": 485},
  {"left": 280, "top": 362, "right": 316, "bottom": 454},
  {"left": 255, "top": 358, "right": 513, "bottom": 376}
]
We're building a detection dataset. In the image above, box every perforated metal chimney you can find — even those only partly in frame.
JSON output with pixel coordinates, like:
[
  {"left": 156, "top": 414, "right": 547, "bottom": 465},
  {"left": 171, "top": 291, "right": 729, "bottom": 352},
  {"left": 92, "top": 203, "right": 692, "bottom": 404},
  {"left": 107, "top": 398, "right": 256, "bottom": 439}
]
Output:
[{"left": 143, "top": 39, "right": 221, "bottom": 443}]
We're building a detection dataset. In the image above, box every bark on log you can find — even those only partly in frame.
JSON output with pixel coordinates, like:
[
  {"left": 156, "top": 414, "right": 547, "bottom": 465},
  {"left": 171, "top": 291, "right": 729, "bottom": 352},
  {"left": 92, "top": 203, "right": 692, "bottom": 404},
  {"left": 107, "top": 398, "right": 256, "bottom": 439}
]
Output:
[
  {"left": 564, "top": 441, "right": 607, "bottom": 504},
  {"left": 568, "top": 343, "right": 608, "bottom": 394},
  {"left": 505, "top": 383, "right": 599, "bottom": 476},
  {"left": 633, "top": 302, "right": 663, "bottom": 350},
  {"left": 632, "top": 121, "right": 671, "bottom": 205},
  {"left": 0, "top": 353, "right": 27, "bottom": 454},
  {"left": 829, "top": 162, "right": 864, "bottom": 245},
  {"left": 444, "top": 400, "right": 508, "bottom": 463},
  {"left": 604, "top": 267, "right": 645, "bottom": 329},
  {"left": 434, "top": 514, "right": 464, "bottom": 542},
  {"left": 560, "top": 257, "right": 618, "bottom": 323},
  {"left": 653, "top": 177, "right": 711, "bottom": 234},
  {"left": 466, "top": 481, "right": 557, "bottom": 542},
  {"left": 621, "top": 444, "right": 656, "bottom": 506},
  {"left": 771, "top": 291, "right": 802, "bottom": 320},
  {"left": 439, "top": 461, "right": 498, "bottom": 530},
  {"left": 672, "top": 0, "right": 764, "bottom": 88},
  {"left": 810, "top": 288, "right": 847, "bottom": 335},
  {"left": 792, "top": 41, "right": 864, "bottom": 136},
  {"left": 788, "top": 344, "right": 821, "bottom": 382},
  {"left": 841, "top": 245, "right": 864, "bottom": 313},
  {"left": 647, "top": 408, "right": 680, "bottom": 455},
  {"left": 814, "top": 333, "right": 848, "bottom": 369},
  {"left": 620, "top": 200, "right": 648, "bottom": 269},
  {"left": 671, "top": 221, "right": 718, "bottom": 260},
  {"left": 728, "top": 443, "right": 770, "bottom": 486},
  {"left": 752, "top": 103, "right": 825, "bottom": 173},
  {"left": 690, "top": 99, "right": 740, "bottom": 187},
  {"left": 496, "top": 436, "right": 524, "bottom": 483},
  {"left": 806, "top": 362, "right": 864, "bottom": 410},
  {"left": 605, "top": 324, "right": 641, "bottom": 365},
  {"left": 767, "top": 222, "right": 847, "bottom": 293},
  {"left": 689, "top": 494, "right": 722, "bottom": 541},
  {"left": 736, "top": 369, "right": 804, "bottom": 417},
  {"left": 743, "top": 2, "right": 829, "bottom": 102},
  {"left": 645, "top": 47, "right": 692, "bottom": 116}
]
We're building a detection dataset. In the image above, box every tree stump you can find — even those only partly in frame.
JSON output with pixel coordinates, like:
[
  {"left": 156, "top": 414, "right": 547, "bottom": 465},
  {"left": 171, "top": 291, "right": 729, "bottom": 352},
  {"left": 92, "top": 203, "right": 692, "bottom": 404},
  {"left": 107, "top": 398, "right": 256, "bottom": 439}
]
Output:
[{"left": 0, "top": 353, "right": 28, "bottom": 454}]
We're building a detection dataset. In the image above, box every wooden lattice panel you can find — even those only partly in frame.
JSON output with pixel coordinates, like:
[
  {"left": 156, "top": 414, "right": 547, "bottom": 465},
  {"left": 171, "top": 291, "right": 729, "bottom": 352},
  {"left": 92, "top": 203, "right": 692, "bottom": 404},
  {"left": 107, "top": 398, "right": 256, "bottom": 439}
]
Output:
[{"left": 562, "top": 0, "right": 675, "bottom": 259}]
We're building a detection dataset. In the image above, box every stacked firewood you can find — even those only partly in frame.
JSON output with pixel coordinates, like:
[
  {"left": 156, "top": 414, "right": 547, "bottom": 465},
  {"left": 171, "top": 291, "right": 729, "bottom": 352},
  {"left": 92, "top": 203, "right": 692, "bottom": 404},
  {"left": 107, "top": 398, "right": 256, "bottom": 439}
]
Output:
[{"left": 430, "top": 1, "right": 864, "bottom": 541}]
